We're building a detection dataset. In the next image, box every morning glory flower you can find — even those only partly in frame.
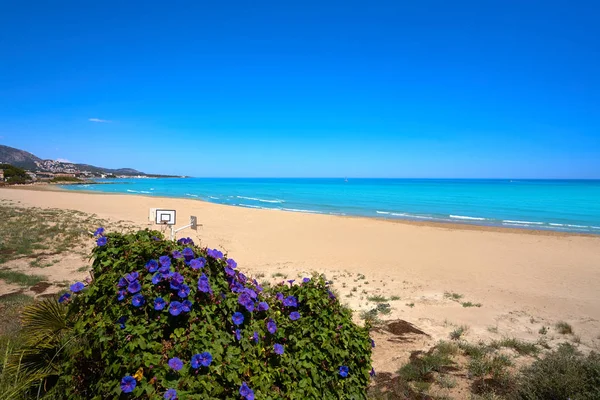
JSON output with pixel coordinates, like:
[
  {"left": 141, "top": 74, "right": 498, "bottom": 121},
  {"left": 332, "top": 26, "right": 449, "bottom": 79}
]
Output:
[
  {"left": 181, "top": 300, "right": 192, "bottom": 312},
  {"left": 190, "top": 257, "right": 205, "bottom": 270},
  {"left": 169, "top": 272, "right": 184, "bottom": 290},
  {"left": 117, "top": 290, "right": 126, "bottom": 301},
  {"left": 97, "top": 236, "right": 107, "bottom": 246},
  {"left": 283, "top": 296, "right": 297, "bottom": 308},
  {"left": 232, "top": 312, "right": 244, "bottom": 325},
  {"left": 182, "top": 247, "right": 194, "bottom": 260},
  {"left": 158, "top": 265, "right": 171, "bottom": 275},
  {"left": 226, "top": 258, "right": 237, "bottom": 269},
  {"left": 207, "top": 248, "right": 224, "bottom": 259},
  {"left": 253, "top": 331, "right": 259, "bottom": 343},
  {"left": 132, "top": 294, "right": 145, "bottom": 307},
  {"left": 151, "top": 235, "right": 161, "bottom": 241},
  {"left": 303, "top": 277, "right": 310, "bottom": 283},
  {"left": 127, "top": 281, "right": 141, "bottom": 294},
  {"left": 238, "top": 293, "right": 254, "bottom": 312},
  {"left": 125, "top": 272, "right": 139, "bottom": 283},
  {"left": 267, "top": 319, "right": 277, "bottom": 334},
  {"left": 159, "top": 256, "right": 171, "bottom": 268},
  {"left": 177, "top": 237, "right": 194, "bottom": 245},
  {"left": 117, "top": 277, "right": 128, "bottom": 288},
  {"left": 191, "top": 352, "right": 212, "bottom": 368},
  {"left": 154, "top": 297, "right": 167, "bottom": 311},
  {"left": 239, "top": 382, "right": 254, "bottom": 400},
  {"left": 371, "top": 338, "right": 375, "bottom": 348},
  {"left": 120, "top": 375, "right": 136, "bottom": 393},
  {"left": 146, "top": 259, "right": 159, "bottom": 273},
  {"left": 152, "top": 273, "right": 162, "bottom": 285},
  {"left": 169, "top": 301, "right": 183, "bottom": 316},
  {"left": 172, "top": 250, "right": 183, "bottom": 259},
  {"left": 58, "top": 292, "right": 70, "bottom": 303},
  {"left": 70, "top": 282, "right": 85, "bottom": 293},
  {"left": 289, "top": 311, "right": 300, "bottom": 321},
  {"left": 274, "top": 343, "right": 284, "bottom": 355},
  {"left": 224, "top": 266, "right": 235, "bottom": 277},
  {"left": 245, "top": 288, "right": 257, "bottom": 299},
  {"left": 238, "top": 272, "right": 248, "bottom": 284},
  {"left": 339, "top": 366, "right": 349, "bottom": 378},
  {"left": 117, "top": 316, "right": 127, "bottom": 329},
  {"left": 287, "top": 279, "right": 295, "bottom": 286},
  {"left": 235, "top": 329, "right": 241, "bottom": 341},
  {"left": 370, "top": 368, "right": 376, "bottom": 377},
  {"left": 253, "top": 279, "right": 263, "bottom": 292},
  {"left": 177, "top": 284, "right": 190, "bottom": 298},
  {"left": 93, "top": 227, "right": 104, "bottom": 236},
  {"left": 164, "top": 389, "right": 177, "bottom": 400},
  {"left": 327, "top": 290, "right": 336, "bottom": 299},
  {"left": 168, "top": 357, "right": 183, "bottom": 371},
  {"left": 257, "top": 302, "right": 269, "bottom": 312},
  {"left": 276, "top": 292, "right": 284, "bottom": 302},
  {"left": 197, "top": 273, "right": 212, "bottom": 293}
]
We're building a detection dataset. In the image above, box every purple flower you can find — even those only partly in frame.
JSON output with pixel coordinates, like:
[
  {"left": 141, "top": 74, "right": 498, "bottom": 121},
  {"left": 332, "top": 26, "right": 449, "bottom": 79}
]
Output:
[
  {"left": 303, "top": 277, "right": 310, "bottom": 283},
  {"left": 245, "top": 288, "right": 257, "bottom": 299},
  {"left": 238, "top": 272, "right": 248, "bottom": 284},
  {"left": 164, "top": 389, "right": 177, "bottom": 400},
  {"left": 96, "top": 236, "right": 107, "bottom": 246},
  {"left": 177, "top": 237, "right": 194, "bottom": 245},
  {"left": 207, "top": 248, "right": 224, "bottom": 259},
  {"left": 276, "top": 292, "right": 284, "bottom": 302},
  {"left": 239, "top": 382, "right": 254, "bottom": 400},
  {"left": 257, "top": 302, "right": 269, "bottom": 312},
  {"left": 151, "top": 235, "right": 161, "bottom": 241},
  {"left": 125, "top": 272, "right": 139, "bottom": 283},
  {"left": 224, "top": 266, "right": 235, "bottom": 277},
  {"left": 169, "top": 301, "right": 182, "bottom": 316},
  {"left": 190, "top": 257, "right": 205, "bottom": 270},
  {"left": 58, "top": 292, "right": 70, "bottom": 303},
  {"left": 232, "top": 312, "right": 244, "bottom": 325},
  {"left": 235, "top": 329, "right": 241, "bottom": 341},
  {"left": 152, "top": 273, "right": 162, "bottom": 285},
  {"left": 177, "top": 284, "right": 190, "bottom": 298},
  {"left": 181, "top": 300, "right": 192, "bottom": 312},
  {"left": 168, "top": 357, "right": 183, "bottom": 371},
  {"left": 274, "top": 343, "right": 284, "bottom": 355},
  {"left": 117, "top": 277, "right": 128, "bottom": 288},
  {"left": 154, "top": 297, "right": 167, "bottom": 310},
  {"left": 159, "top": 256, "right": 171, "bottom": 268},
  {"left": 226, "top": 258, "right": 237, "bottom": 269},
  {"left": 370, "top": 368, "right": 376, "bottom": 377},
  {"left": 120, "top": 375, "right": 136, "bottom": 393},
  {"left": 127, "top": 281, "right": 141, "bottom": 294},
  {"left": 253, "top": 279, "right": 263, "bottom": 292},
  {"left": 93, "top": 227, "right": 104, "bottom": 236},
  {"left": 339, "top": 366, "right": 349, "bottom": 378},
  {"left": 283, "top": 296, "right": 297, "bottom": 308},
  {"left": 132, "top": 294, "right": 145, "bottom": 307},
  {"left": 70, "top": 282, "right": 85, "bottom": 293},
  {"left": 117, "top": 290, "right": 126, "bottom": 301},
  {"left": 327, "top": 290, "right": 336, "bottom": 299},
  {"left": 182, "top": 247, "right": 194, "bottom": 260},
  {"left": 371, "top": 338, "right": 375, "bottom": 348},
  {"left": 287, "top": 279, "right": 295, "bottom": 286},
  {"left": 117, "top": 316, "right": 127, "bottom": 329},
  {"left": 289, "top": 311, "right": 300, "bottom": 321},
  {"left": 238, "top": 292, "right": 254, "bottom": 312},
  {"left": 169, "top": 272, "right": 184, "bottom": 290},
  {"left": 146, "top": 260, "right": 159, "bottom": 273},
  {"left": 267, "top": 319, "right": 277, "bottom": 334},
  {"left": 172, "top": 250, "right": 183, "bottom": 259},
  {"left": 191, "top": 352, "right": 212, "bottom": 368},
  {"left": 158, "top": 265, "right": 170, "bottom": 275},
  {"left": 197, "top": 273, "right": 212, "bottom": 293},
  {"left": 253, "top": 331, "right": 259, "bottom": 343}
]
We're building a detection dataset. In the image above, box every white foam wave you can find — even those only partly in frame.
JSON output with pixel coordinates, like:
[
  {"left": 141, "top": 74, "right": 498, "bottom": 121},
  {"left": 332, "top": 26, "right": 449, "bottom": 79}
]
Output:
[
  {"left": 591, "top": 226, "right": 600, "bottom": 230},
  {"left": 236, "top": 195, "right": 284, "bottom": 204},
  {"left": 567, "top": 224, "right": 587, "bottom": 228},
  {"left": 140, "top": 191, "right": 151, "bottom": 194},
  {"left": 185, "top": 193, "right": 198, "bottom": 197},
  {"left": 376, "top": 211, "right": 390, "bottom": 215},
  {"left": 549, "top": 223, "right": 565, "bottom": 226},
  {"left": 209, "top": 196, "right": 219, "bottom": 200},
  {"left": 126, "top": 189, "right": 138, "bottom": 193},
  {"left": 411, "top": 215, "right": 434, "bottom": 219},
  {"left": 391, "top": 212, "right": 408, "bottom": 216},
  {"left": 503, "top": 220, "right": 544, "bottom": 225},
  {"left": 450, "top": 215, "right": 486, "bottom": 221},
  {"left": 281, "top": 208, "right": 322, "bottom": 214},
  {"left": 238, "top": 204, "right": 264, "bottom": 209}
]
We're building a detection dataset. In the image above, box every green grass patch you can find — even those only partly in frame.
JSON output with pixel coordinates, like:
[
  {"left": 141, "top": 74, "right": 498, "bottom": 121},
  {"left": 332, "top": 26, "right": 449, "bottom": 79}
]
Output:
[
  {"left": 462, "top": 301, "right": 482, "bottom": 308},
  {"left": 390, "top": 295, "right": 400, "bottom": 301},
  {"left": 444, "top": 291, "right": 463, "bottom": 301},
  {"left": 0, "top": 271, "right": 45, "bottom": 287},
  {"left": 489, "top": 337, "right": 538, "bottom": 356},
  {"left": 555, "top": 321, "right": 573, "bottom": 335},
  {"left": 449, "top": 325, "right": 468, "bottom": 340},
  {"left": 367, "top": 295, "right": 388, "bottom": 303}
]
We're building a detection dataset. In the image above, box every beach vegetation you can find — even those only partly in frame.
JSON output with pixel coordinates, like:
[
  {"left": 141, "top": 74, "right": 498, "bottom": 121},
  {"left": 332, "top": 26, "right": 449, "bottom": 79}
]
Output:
[
  {"left": 450, "top": 325, "right": 468, "bottom": 340},
  {"left": 0, "top": 270, "right": 45, "bottom": 287},
  {"left": 489, "top": 338, "right": 538, "bottom": 356},
  {"left": 538, "top": 326, "right": 548, "bottom": 335},
  {"left": 367, "top": 295, "right": 388, "bottom": 303},
  {"left": 0, "top": 164, "right": 31, "bottom": 185},
  {"left": 462, "top": 301, "right": 482, "bottom": 308},
  {"left": 406, "top": 302, "right": 415, "bottom": 308},
  {"left": 3, "top": 229, "right": 373, "bottom": 398},
  {"left": 444, "top": 291, "right": 463, "bottom": 301},
  {"left": 271, "top": 272, "right": 287, "bottom": 278},
  {"left": 390, "top": 295, "right": 400, "bottom": 301},
  {"left": 555, "top": 321, "right": 573, "bottom": 335}
]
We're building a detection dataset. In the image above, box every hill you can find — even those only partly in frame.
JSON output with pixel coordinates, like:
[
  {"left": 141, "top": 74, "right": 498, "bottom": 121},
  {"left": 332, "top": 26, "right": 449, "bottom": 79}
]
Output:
[{"left": 0, "top": 144, "right": 176, "bottom": 177}]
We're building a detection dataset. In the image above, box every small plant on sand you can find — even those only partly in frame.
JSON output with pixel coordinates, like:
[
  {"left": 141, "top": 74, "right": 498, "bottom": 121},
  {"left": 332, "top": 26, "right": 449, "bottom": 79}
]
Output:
[
  {"left": 555, "top": 321, "right": 573, "bottom": 335},
  {"left": 367, "top": 295, "right": 388, "bottom": 303},
  {"left": 271, "top": 272, "right": 286, "bottom": 278},
  {"left": 9, "top": 229, "right": 373, "bottom": 399},
  {"left": 406, "top": 302, "right": 415, "bottom": 308},
  {"left": 390, "top": 295, "right": 400, "bottom": 301},
  {"left": 0, "top": 270, "right": 45, "bottom": 287},
  {"left": 450, "top": 325, "right": 468, "bottom": 340},
  {"left": 444, "top": 291, "right": 463, "bottom": 301},
  {"left": 489, "top": 337, "right": 538, "bottom": 356},
  {"left": 538, "top": 326, "right": 548, "bottom": 335},
  {"left": 462, "top": 301, "right": 482, "bottom": 308}
]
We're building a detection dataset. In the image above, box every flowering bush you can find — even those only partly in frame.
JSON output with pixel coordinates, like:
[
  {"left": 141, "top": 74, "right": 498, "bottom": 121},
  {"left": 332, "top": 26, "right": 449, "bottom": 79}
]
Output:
[{"left": 59, "top": 229, "right": 372, "bottom": 399}]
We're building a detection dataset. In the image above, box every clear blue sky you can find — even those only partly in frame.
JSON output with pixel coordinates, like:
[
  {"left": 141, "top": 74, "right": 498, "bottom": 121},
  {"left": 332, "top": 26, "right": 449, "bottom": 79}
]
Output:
[{"left": 1, "top": 0, "right": 598, "bottom": 178}]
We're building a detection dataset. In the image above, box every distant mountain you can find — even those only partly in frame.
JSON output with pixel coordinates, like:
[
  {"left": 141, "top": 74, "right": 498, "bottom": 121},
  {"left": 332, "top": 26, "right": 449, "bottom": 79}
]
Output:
[{"left": 0, "top": 144, "right": 172, "bottom": 177}]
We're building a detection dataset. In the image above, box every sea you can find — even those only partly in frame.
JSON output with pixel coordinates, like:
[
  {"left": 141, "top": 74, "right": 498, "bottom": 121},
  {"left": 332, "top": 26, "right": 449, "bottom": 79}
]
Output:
[{"left": 61, "top": 178, "right": 600, "bottom": 234}]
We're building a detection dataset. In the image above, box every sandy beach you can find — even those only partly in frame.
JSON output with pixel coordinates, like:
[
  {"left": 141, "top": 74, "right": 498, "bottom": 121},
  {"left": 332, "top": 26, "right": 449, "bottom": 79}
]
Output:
[{"left": 1, "top": 186, "right": 600, "bottom": 376}]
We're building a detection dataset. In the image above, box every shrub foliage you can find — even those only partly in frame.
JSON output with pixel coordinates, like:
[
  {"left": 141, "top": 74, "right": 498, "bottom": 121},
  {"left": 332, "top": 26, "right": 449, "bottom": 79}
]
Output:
[{"left": 58, "top": 229, "right": 372, "bottom": 399}]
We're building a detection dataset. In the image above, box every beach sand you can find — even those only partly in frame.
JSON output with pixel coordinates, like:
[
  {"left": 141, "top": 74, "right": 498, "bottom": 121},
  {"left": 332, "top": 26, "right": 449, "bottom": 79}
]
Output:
[{"left": 1, "top": 186, "right": 600, "bottom": 377}]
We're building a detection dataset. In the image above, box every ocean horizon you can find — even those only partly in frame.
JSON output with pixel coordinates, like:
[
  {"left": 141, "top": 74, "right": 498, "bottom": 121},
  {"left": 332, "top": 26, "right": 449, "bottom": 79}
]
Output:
[{"left": 61, "top": 178, "right": 600, "bottom": 234}]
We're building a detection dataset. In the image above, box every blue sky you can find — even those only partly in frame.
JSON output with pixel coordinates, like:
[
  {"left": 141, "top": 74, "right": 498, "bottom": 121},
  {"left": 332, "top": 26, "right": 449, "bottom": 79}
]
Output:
[{"left": 0, "top": 0, "right": 598, "bottom": 178}]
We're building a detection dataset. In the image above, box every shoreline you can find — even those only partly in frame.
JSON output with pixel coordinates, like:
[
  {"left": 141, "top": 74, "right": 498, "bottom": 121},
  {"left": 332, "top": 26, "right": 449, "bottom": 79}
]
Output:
[{"left": 10, "top": 183, "right": 599, "bottom": 238}]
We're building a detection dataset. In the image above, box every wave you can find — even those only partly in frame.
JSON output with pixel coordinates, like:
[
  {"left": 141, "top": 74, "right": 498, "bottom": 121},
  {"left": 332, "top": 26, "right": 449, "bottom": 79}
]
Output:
[
  {"left": 549, "top": 223, "right": 565, "bottom": 227},
  {"left": 126, "top": 189, "right": 138, "bottom": 193},
  {"left": 566, "top": 224, "right": 587, "bottom": 228},
  {"left": 209, "top": 196, "right": 219, "bottom": 200},
  {"left": 140, "top": 191, "right": 151, "bottom": 194},
  {"left": 502, "top": 220, "right": 544, "bottom": 225},
  {"left": 185, "top": 193, "right": 198, "bottom": 197},
  {"left": 591, "top": 226, "right": 600, "bottom": 230},
  {"left": 238, "top": 204, "right": 265, "bottom": 209},
  {"left": 450, "top": 215, "right": 486, "bottom": 221},
  {"left": 281, "top": 207, "right": 322, "bottom": 214},
  {"left": 376, "top": 211, "right": 390, "bottom": 215},
  {"left": 236, "top": 196, "right": 284, "bottom": 204}
]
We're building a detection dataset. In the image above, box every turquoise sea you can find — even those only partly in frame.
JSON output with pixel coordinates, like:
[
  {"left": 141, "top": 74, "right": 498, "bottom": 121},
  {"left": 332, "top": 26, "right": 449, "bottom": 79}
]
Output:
[{"left": 62, "top": 178, "right": 600, "bottom": 234}]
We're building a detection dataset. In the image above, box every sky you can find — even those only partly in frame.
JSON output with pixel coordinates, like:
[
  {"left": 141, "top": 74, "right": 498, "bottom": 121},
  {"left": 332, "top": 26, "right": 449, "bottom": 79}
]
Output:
[{"left": 0, "top": 0, "right": 599, "bottom": 178}]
